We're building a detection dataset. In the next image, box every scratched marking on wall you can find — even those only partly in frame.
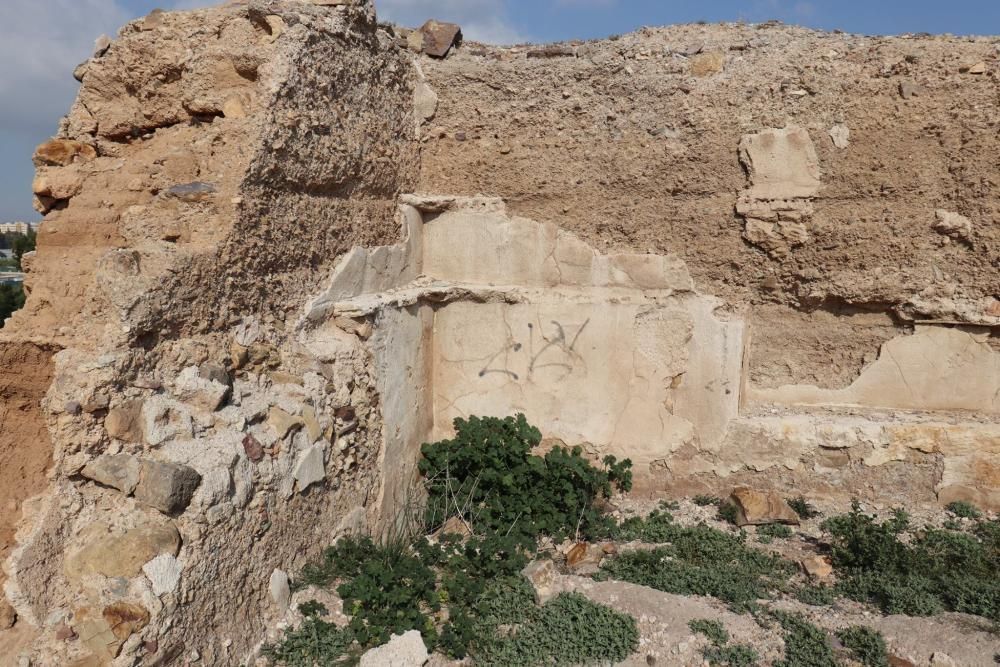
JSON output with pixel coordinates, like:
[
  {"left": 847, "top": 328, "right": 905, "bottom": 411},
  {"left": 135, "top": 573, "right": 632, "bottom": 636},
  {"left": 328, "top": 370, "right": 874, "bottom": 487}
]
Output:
[{"left": 479, "top": 318, "right": 591, "bottom": 382}]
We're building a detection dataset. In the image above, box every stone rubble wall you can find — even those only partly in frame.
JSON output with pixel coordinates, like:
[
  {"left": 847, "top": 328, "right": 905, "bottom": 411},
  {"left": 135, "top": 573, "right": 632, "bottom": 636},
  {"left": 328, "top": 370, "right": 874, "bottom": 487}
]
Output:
[{"left": 1, "top": 1, "right": 420, "bottom": 665}]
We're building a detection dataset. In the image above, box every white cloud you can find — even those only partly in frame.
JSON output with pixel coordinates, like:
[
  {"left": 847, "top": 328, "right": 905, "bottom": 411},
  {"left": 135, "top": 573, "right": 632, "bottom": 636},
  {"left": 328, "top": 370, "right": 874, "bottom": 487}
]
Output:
[{"left": 375, "top": 0, "right": 527, "bottom": 44}]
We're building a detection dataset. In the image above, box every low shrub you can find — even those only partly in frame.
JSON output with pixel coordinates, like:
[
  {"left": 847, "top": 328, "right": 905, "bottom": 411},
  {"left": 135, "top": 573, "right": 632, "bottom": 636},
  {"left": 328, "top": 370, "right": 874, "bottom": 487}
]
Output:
[
  {"left": 689, "top": 618, "right": 729, "bottom": 646},
  {"left": 836, "top": 625, "right": 889, "bottom": 667},
  {"left": 795, "top": 584, "right": 837, "bottom": 607},
  {"left": 420, "top": 414, "right": 632, "bottom": 541},
  {"left": 477, "top": 588, "right": 639, "bottom": 666},
  {"left": 601, "top": 512, "right": 795, "bottom": 612},
  {"left": 757, "top": 524, "right": 793, "bottom": 543},
  {"left": 822, "top": 502, "right": 1000, "bottom": 621},
  {"left": 787, "top": 496, "right": 821, "bottom": 520},
  {"left": 690, "top": 619, "right": 759, "bottom": 666},
  {"left": 262, "top": 617, "right": 356, "bottom": 667},
  {"left": 772, "top": 612, "right": 837, "bottom": 667},
  {"left": 694, "top": 495, "right": 721, "bottom": 506},
  {"left": 946, "top": 501, "right": 982, "bottom": 520}
]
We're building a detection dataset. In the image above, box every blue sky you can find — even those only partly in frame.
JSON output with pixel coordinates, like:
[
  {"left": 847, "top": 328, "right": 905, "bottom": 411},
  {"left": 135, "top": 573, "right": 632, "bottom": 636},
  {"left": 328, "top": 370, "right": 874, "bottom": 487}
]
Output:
[{"left": 1, "top": 0, "right": 999, "bottom": 221}]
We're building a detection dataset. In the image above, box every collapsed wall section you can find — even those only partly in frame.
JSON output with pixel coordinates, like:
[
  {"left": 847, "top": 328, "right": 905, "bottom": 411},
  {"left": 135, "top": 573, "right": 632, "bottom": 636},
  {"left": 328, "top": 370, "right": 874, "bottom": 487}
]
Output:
[{"left": 1, "top": 2, "right": 421, "bottom": 665}]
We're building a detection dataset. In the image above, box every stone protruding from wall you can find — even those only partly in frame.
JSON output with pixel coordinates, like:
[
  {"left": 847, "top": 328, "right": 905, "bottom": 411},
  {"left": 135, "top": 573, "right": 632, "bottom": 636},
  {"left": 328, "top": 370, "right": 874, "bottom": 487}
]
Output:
[{"left": 736, "top": 126, "right": 821, "bottom": 259}]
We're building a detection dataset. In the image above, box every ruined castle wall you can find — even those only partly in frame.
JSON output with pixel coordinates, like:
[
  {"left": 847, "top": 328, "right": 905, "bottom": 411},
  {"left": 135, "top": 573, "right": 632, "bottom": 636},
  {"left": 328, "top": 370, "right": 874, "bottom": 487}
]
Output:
[
  {"left": 1, "top": 2, "right": 422, "bottom": 665},
  {"left": 417, "top": 24, "right": 1000, "bottom": 386}
]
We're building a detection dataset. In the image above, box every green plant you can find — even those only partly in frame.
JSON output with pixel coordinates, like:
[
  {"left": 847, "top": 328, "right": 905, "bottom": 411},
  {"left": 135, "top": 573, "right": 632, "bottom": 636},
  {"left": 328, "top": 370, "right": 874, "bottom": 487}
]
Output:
[
  {"left": 299, "top": 535, "right": 439, "bottom": 648},
  {"left": 795, "top": 584, "right": 837, "bottom": 606},
  {"left": 262, "top": 617, "right": 357, "bottom": 667},
  {"left": 476, "top": 590, "right": 639, "bottom": 666},
  {"left": 298, "top": 600, "right": 328, "bottom": 618},
  {"left": 689, "top": 619, "right": 729, "bottom": 646},
  {"left": 822, "top": 504, "right": 1000, "bottom": 621},
  {"left": 694, "top": 495, "right": 721, "bottom": 506},
  {"left": 836, "top": 626, "right": 889, "bottom": 667},
  {"left": 772, "top": 612, "right": 837, "bottom": 667},
  {"left": 690, "top": 619, "right": 759, "bottom": 666},
  {"left": 0, "top": 283, "right": 25, "bottom": 327},
  {"left": 704, "top": 643, "right": 760, "bottom": 667},
  {"left": 757, "top": 524, "right": 793, "bottom": 543},
  {"left": 717, "top": 503, "right": 740, "bottom": 525},
  {"left": 601, "top": 513, "right": 796, "bottom": 611},
  {"left": 943, "top": 518, "right": 964, "bottom": 531},
  {"left": 946, "top": 501, "right": 982, "bottom": 520},
  {"left": 787, "top": 496, "right": 820, "bottom": 520},
  {"left": 420, "top": 414, "right": 632, "bottom": 541}
]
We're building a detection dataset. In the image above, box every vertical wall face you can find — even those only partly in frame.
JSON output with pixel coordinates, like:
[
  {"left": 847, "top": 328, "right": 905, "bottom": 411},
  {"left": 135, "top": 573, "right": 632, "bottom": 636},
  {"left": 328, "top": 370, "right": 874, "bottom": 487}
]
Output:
[{"left": 2, "top": 3, "right": 423, "bottom": 666}]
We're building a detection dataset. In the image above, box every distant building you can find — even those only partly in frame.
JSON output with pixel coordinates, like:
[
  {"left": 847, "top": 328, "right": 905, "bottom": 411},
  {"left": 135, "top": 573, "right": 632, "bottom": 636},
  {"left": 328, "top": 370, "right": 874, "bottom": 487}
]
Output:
[{"left": 0, "top": 222, "right": 37, "bottom": 235}]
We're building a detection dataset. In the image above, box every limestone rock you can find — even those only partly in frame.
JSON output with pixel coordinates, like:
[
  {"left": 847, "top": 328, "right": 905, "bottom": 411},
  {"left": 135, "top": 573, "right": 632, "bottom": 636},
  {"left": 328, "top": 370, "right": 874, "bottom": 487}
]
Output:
[
  {"left": 104, "top": 400, "right": 143, "bottom": 441},
  {"left": 419, "top": 20, "right": 462, "bottom": 58},
  {"left": 269, "top": 407, "right": 305, "bottom": 440},
  {"left": 102, "top": 602, "right": 149, "bottom": 641},
  {"left": 173, "top": 366, "right": 230, "bottom": 412},
  {"left": 359, "top": 630, "right": 428, "bottom": 667},
  {"left": 414, "top": 81, "right": 438, "bottom": 125},
  {"left": 32, "top": 168, "right": 84, "bottom": 200},
  {"left": 0, "top": 598, "right": 15, "bottom": 630},
  {"left": 198, "top": 362, "right": 231, "bottom": 387},
  {"left": 728, "top": 487, "right": 799, "bottom": 526},
  {"left": 933, "top": 209, "right": 972, "bottom": 241},
  {"left": 141, "top": 396, "right": 194, "bottom": 446},
  {"left": 164, "top": 181, "right": 216, "bottom": 203},
  {"left": 521, "top": 559, "right": 557, "bottom": 604},
  {"left": 142, "top": 553, "right": 183, "bottom": 595},
  {"left": 81, "top": 454, "right": 141, "bottom": 494},
  {"left": 293, "top": 443, "right": 326, "bottom": 491},
  {"left": 801, "top": 555, "right": 833, "bottom": 580},
  {"left": 64, "top": 520, "right": 181, "bottom": 582},
  {"left": 75, "top": 606, "right": 123, "bottom": 661},
  {"left": 565, "top": 542, "right": 605, "bottom": 575},
  {"left": 739, "top": 126, "right": 821, "bottom": 200},
  {"left": 899, "top": 81, "right": 924, "bottom": 99},
  {"left": 269, "top": 569, "right": 291, "bottom": 614},
  {"left": 32, "top": 139, "right": 97, "bottom": 167},
  {"left": 134, "top": 460, "right": 202, "bottom": 514},
  {"left": 690, "top": 51, "right": 725, "bottom": 76},
  {"left": 828, "top": 124, "right": 850, "bottom": 149}
]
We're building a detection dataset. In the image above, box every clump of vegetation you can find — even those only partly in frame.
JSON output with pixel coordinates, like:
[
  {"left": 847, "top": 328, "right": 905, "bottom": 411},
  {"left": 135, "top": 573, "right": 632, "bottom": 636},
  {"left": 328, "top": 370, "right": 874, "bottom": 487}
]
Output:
[
  {"left": 269, "top": 415, "right": 639, "bottom": 666},
  {"left": 298, "top": 535, "right": 440, "bottom": 647},
  {"left": 795, "top": 584, "right": 837, "bottom": 607},
  {"left": 420, "top": 414, "right": 632, "bottom": 541},
  {"left": 0, "top": 283, "right": 25, "bottom": 327},
  {"left": 602, "top": 511, "right": 796, "bottom": 611},
  {"left": 787, "top": 496, "right": 821, "bottom": 520},
  {"left": 836, "top": 626, "right": 889, "bottom": 667},
  {"left": 689, "top": 619, "right": 759, "bottom": 666},
  {"left": 772, "top": 612, "right": 837, "bottom": 667},
  {"left": 717, "top": 502, "right": 740, "bottom": 525},
  {"left": 693, "top": 494, "right": 722, "bottom": 506},
  {"left": 263, "top": 602, "right": 357, "bottom": 667},
  {"left": 946, "top": 500, "right": 982, "bottom": 520},
  {"left": 476, "top": 583, "right": 638, "bottom": 666},
  {"left": 822, "top": 502, "right": 1000, "bottom": 621},
  {"left": 757, "top": 524, "right": 793, "bottom": 544}
]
